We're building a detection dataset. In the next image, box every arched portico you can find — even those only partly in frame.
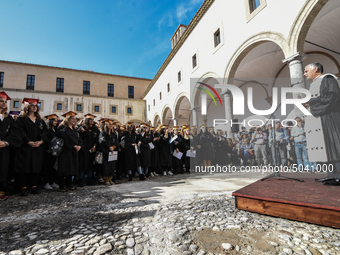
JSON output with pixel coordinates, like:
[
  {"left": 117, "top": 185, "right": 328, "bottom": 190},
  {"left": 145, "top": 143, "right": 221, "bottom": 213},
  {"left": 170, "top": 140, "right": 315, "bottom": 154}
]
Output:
[
  {"left": 161, "top": 105, "right": 174, "bottom": 125},
  {"left": 173, "top": 93, "right": 190, "bottom": 127},
  {"left": 153, "top": 113, "right": 161, "bottom": 127}
]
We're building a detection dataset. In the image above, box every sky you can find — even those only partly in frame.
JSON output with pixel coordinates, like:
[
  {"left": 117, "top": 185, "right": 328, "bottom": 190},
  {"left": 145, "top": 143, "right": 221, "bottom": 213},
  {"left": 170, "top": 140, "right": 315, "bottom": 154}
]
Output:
[{"left": 0, "top": 0, "right": 204, "bottom": 80}]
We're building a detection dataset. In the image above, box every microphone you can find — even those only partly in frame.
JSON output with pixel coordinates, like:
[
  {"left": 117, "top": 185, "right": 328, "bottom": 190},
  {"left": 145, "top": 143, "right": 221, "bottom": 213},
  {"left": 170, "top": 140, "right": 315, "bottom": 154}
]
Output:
[{"left": 289, "top": 80, "right": 303, "bottom": 87}]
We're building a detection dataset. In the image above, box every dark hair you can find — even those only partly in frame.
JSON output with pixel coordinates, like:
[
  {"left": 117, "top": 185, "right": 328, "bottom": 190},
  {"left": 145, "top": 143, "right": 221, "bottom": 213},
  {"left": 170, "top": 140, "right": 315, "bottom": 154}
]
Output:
[{"left": 47, "top": 118, "right": 57, "bottom": 130}]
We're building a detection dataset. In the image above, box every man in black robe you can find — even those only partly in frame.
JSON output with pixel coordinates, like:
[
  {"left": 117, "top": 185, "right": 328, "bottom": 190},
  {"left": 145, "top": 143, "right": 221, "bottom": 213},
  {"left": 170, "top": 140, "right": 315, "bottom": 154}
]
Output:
[
  {"left": 303, "top": 62, "right": 340, "bottom": 185},
  {"left": 0, "top": 92, "right": 22, "bottom": 199}
]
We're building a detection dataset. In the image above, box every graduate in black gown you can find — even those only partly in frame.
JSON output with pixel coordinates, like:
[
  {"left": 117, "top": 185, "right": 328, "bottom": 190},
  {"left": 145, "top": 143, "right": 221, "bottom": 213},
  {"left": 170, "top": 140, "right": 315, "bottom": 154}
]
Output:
[
  {"left": 121, "top": 122, "right": 145, "bottom": 181},
  {"left": 199, "top": 125, "right": 214, "bottom": 167},
  {"left": 159, "top": 125, "right": 173, "bottom": 176},
  {"left": 138, "top": 123, "right": 152, "bottom": 177},
  {"left": 181, "top": 126, "right": 194, "bottom": 174},
  {"left": 170, "top": 126, "right": 183, "bottom": 174},
  {"left": 112, "top": 122, "right": 123, "bottom": 180},
  {"left": 191, "top": 126, "right": 201, "bottom": 168},
  {"left": 0, "top": 92, "right": 22, "bottom": 200},
  {"left": 117, "top": 125, "right": 126, "bottom": 180},
  {"left": 42, "top": 114, "right": 60, "bottom": 190},
  {"left": 149, "top": 127, "right": 161, "bottom": 176},
  {"left": 16, "top": 98, "right": 48, "bottom": 196},
  {"left": 56, "top": 112, "right": 82, "bottom": 191},
  {"left": 77, "top": 114, "right": 99, "bottom": 187},
  {"left": 98, "top": 119, "right": 119, "bottom": 185}
]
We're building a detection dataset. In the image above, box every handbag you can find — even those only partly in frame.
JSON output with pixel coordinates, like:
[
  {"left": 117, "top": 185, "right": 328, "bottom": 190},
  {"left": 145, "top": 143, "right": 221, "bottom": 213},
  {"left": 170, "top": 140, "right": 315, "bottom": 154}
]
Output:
[
  {"left": 48, "top": 137, "right": 64, "bottom": 156},
  {"left": 95, "top": 151, "right": 103, "bottom": 164}
]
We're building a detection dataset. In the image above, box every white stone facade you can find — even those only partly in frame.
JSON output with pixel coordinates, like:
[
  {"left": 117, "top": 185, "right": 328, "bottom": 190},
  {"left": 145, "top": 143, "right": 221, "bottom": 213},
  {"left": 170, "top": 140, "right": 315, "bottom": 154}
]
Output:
[{"left": 144, "top": 0, "right": 340, "bottom": 135}]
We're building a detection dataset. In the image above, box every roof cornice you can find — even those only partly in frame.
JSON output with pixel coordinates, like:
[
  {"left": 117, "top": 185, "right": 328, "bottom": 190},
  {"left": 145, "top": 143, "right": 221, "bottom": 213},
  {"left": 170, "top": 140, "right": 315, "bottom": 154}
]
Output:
[{"left": 0, "top": 60, "right": 151, "bottom": 82}]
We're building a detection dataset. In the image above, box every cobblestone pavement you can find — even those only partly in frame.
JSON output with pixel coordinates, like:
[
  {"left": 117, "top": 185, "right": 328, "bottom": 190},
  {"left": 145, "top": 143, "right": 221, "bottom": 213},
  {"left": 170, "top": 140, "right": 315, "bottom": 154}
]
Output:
[{"left": 1, "top": 172, "right": 340, "bottom": 255}]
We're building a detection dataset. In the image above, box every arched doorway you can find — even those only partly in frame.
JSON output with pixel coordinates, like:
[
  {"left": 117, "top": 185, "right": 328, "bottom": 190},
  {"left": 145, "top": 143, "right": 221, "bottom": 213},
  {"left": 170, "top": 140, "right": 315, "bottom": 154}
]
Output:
[
  {"left": 174, "top": 93, "right": 190, "bottom": 127},
  {"left": 192, "top": 76, "right": 225, "bottom": 129},
  {"left": 161, "top": 106, "right": 174, "bottom": 126},
  {"left": 153, "top": 114, "right": 161, "bottom": 127},
  {"left": 224, "top": 37, "right": 290, "bottom": 126}
]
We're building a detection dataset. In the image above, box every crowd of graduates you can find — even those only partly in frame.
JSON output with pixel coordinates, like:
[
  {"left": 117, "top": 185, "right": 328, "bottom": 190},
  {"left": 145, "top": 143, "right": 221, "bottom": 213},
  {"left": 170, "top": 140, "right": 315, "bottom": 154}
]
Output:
[{"left": 0, "top": 91, "right": 312, "bottom": 200}]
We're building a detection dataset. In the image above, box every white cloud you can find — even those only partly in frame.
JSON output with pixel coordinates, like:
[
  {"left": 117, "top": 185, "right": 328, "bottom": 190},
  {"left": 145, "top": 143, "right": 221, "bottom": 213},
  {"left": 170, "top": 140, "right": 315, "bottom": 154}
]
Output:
[
  {"left": 176, "top": 0, "right": 204, "bottom": 22},
  {"left": 158, "top": 0, "right": 203, "bottom": 29},
  {"left": 158, "top": 13, "right": 174, "bottom": 30}
]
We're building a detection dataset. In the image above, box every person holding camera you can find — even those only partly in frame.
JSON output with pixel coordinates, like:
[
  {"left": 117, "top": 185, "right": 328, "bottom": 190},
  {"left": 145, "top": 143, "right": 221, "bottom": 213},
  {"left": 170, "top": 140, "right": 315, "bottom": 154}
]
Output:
[
  {"left": 239, "top": 138, "right": 254, "bottom": 167},
  {"left": 268, "top": 122, "right": 289, "bottom": 166},
  {"left": 251, "top": 127, "right": 268, "bottom": 166}
]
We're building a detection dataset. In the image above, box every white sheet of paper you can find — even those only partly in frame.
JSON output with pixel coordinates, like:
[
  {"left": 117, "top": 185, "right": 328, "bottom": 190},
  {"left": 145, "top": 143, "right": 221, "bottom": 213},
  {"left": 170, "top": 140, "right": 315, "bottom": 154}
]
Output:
[
  {"left": 108, "top": 151, "right": 118, "bottom": 161},
  {"left": 186, "top": 150, "right": 196, "bottom": 158},
  {"left": 173, "top": 150, "right": 183, "bottom": 160},
  {"left": 169, "top": 135, "right": 178, "bottom": 144},
  {"left": 148, "top": 142, "right": 155, "bottom": 149}
]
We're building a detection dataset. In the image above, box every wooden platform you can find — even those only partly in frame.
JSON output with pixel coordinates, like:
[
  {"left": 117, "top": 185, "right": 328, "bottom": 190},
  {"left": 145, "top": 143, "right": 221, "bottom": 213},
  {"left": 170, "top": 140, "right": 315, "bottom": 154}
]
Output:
[{"left": 232, "top": 173, "right": 340, "bottom": 228}]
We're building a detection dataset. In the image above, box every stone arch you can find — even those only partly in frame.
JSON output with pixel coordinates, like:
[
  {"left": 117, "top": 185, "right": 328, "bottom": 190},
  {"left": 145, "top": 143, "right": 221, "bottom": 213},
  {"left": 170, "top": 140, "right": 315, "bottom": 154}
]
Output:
[
  {"left": 192, "top": 72, "right": 221, "bottom": 109},
  {"left": 173, "top": 92, "right": 191, "bottom": 126},
  {"left": 161, "top": 105, "right": 173, "bottom": 125},
  {"left": 287, "top": 0, "right": 328, "bottom": 55},
  {"left": 153, "top": 113, "right": 161, "bottom": 126},
  {"left": 223, "top": 32, "right": 289, "bottom": 83}
]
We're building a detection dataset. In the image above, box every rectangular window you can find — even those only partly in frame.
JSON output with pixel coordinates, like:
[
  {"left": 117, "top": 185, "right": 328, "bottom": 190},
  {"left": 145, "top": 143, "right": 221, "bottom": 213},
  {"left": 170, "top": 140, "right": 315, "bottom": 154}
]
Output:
[
  {"left": 148, "top": 105, "right": 150, "bottom": 111},
  {"left": 77, "top": 104, "right": 82, "bottom": 111},
  {"left": 160, "top": 92, "right": 162, "bottom": 100},
  {"left": 13, "top": 101, "right": 19, "bottom": 108},
  {"left": 94, "top": 105, "right": 99, "bottom": 112},
  {"left": 249, "top": 0, "right": 261, "bottom": 12},
  {"left": 192, "top": 54, "right": 197, "bottom": 68},
  {"left": 26, "top": 75, "right": 35, "bottom": 90},
  {"left": 153, "top": 99, "right": 155, "bottom": 106},
  {"left": 128, "top": 86, "right": 134, "bottom": 98},
  {"left": 37, "top": 102, "right": 41, "bottom": 110},
  {"left": 57, "top": 103, "right": 63, "bottom": 110},
  {"left": 127, "top": 107, "right": 132, "bottom": 114},
  {"left": 0, "top": 72, "right": 4, "bottom": 88},
  {"left": 56, "top": 78, "right": 64, "bottom": 93},
  {"left": 178, "top": 71, "right": 181, "bottom": 83},
  {"left": 167, "top": 83, "right": 170, "bottom": 92},
  {"left": 83, "top": 81, "right": 90, "bottom": 95},
  {"left": 214, "top": 29, "right": 221, "bottom": 47},
  {"left": 112, "top": 106, "right": 116, "bottom": 113},
  {"left": 108, "top": 83, "right": 114, "bottom": 97}
]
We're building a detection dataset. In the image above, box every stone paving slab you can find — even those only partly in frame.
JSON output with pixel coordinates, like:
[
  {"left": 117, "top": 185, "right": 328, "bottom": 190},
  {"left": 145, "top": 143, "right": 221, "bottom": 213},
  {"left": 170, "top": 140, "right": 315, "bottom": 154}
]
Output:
[{"left": 1, "top": 172, "right": 339, "bottom": 254}]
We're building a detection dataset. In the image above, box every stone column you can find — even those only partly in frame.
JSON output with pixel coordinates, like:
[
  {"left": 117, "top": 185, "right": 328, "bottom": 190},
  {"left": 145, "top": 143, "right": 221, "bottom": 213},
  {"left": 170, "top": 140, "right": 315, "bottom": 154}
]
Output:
[
  {"left": 282, "top": 52, "right": 307, "bottom": 117},
  {"left": 191, "top": 107, "right": 199, "bottom": 127},
  {"left": 173, "top": 118, "right": 178, "bottom": 126},
  {"left": 221, "top": 90, "right": 233, "bottom": 138}
]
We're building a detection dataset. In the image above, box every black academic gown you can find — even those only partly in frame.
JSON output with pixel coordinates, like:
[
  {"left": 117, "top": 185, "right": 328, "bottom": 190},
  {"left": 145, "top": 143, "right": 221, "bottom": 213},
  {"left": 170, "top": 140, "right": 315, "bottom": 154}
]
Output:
[
  {"left": 43, "top": 128, "right": 57, "bottom": 176},
  {"left": 16, "top": 116, "right": 48, "bottom": 174},
  {"left": 121, "top": 131, "right": 141, "bottom": 171},
  {"left": 98, "top": 131, "right": 118, "bottom": 176},
  {"left": 150, "top": 133, "right": 160, "bottom": 169},
  {"left": 57, "top": 126, "right": 82, "bottom": 177},
  {"left": 181, "top": 135, "right": 192, "bottom": 168},
  {"left": 199, "top": 131, "right": 215, "bottom": 161},
  {"left": 308, "top": 75, "right": 340, "bottom": 162},
  {"left": 78, "top": 125, "right": 99, "bottom": 173},
  {"left": 171, "top": 134, "right": 183, "bottom": 167},
  {"left": 159, "top": 133, "right": 172, "bottom": 167},
  {"left": 138, "top": 133, "right": 152, "bottom": 168},
  {"left": 0, "top": 115, "right": 22, "bottom": 182}
]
